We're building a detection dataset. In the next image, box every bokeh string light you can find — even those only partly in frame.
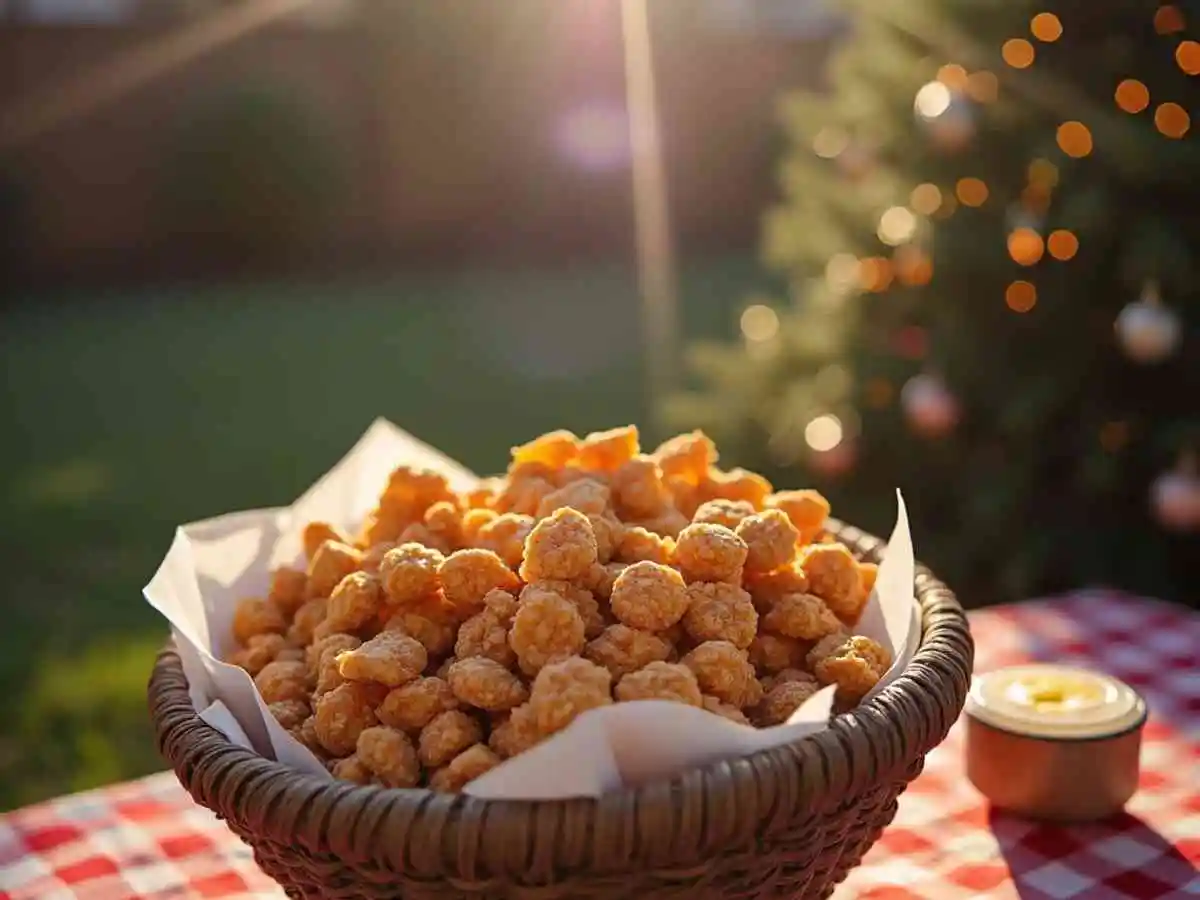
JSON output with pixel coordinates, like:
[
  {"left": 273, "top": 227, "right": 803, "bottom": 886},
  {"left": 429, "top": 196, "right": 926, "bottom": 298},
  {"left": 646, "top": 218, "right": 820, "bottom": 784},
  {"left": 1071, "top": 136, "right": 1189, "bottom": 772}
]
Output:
[
  {"left": 858, "top": 257, "right": 895, "bottom": 292},
  {"left": 877, "top": 206, "right": 918, "bottom": 245},
  {"left": 955, "top": 177, "right": 989, "bottom": 207},
  {"left": 1154, "top": 102, "right": 1190, "bottom": 137},
  {"left": 1177, "top": 40, "right": 1200, "bottom": 75},
  {"left": 740, "top": 304, "right": 780, "bottom": 343},
  {"left": 1030, "top": 12, "right": 1063, "bottom": 42},
  {"left": 910, "top": 183, "right": 943, "bottom": 215},
  {"left": 1005, "top": 281, "right": 1038, "bottom": 313},
  {"left": 1002, "top": 38, "right": 1036, "bottom": 69},
  {"left": 1008, "top": 228, "right": 1045, "bottom": 266},
  {"left": 1154, "top": 5, "right": 1186, "bottom": 35},
  {"left": 1047, "top": 229, "right": 1079, "bottom": 261},
  {"left": 1056, "top": 121, "right": 1093, "bottom": 157},
  {"left": 966, "top": 71, "right": 1000, "bottom": 103},
  {"left": 894, "top": 246, "right": 934, "bottom": 286},
  {"left": 937, "top": 64, "right": 969, "bottom": 90},
  {"left": 1115, "top": 79, "right": 1151, "bottom": 114}
]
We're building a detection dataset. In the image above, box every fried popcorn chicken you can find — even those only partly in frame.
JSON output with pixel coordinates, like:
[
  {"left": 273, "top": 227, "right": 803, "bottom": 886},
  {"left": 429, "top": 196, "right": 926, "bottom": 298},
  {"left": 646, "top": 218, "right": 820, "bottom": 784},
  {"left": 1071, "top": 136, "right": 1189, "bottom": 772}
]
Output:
[
  {"left": 761, "top": 668, "right": 818, "bottom": 692},
  {"left": 435, "top": 548, "right": 519, "bottom": 618},
  {"left": 377, "top": 676, "right": 458, "bottom": 733},
  {"left": 291, "top": 716, "right": 324, "bottom": 757},
  {"left": 485, "top": 704, "right": 538, "bottom": 759},
  {"left": 379, "top": 542, "right": 444, "bottom": 607},
  {"left": 382, "top": 596, "right": 457, "bottom": 659},
  {"left": 313, "top": 634, "right": 361, "bottom": 694},
  {"left": 763, "top": 593, "right": 843, "bottom": 641},
  {"left": 307, "top": 540, "right": 365, "bottom": 600},
  {"left": 616, "top": 526, "right": 675, "bottom": 565},
  {"left": 615, "top": 661, "right": 703, "bottom": 707},
  {"left": 664, "top": 476, "right": 705, "bottom": 520},
  {"left": 577, "top": 425, "right": 639, "bottom": 473},
  {"left": 268, "top": 698, "right": 311, "bottom": 731},
  {"left": 610, "top": 455, "right": 671, "bottom": 519},
  {"left": 324, "top": 571, "right": 384, "bottom": 634},
  {"left": 692, "top": 499, "right": 756, "bottom": 531},
  {"left": 398, "top": 522, "right": 452, "bottom": 556},
  {"left": 653, "top": 430, "right": 717, "bottom": 484},
  {"left": 588, "top": 513, "right": 624, "bottom": 565},
  {"left": 268, "top": 567, "right": 309, "bottom": 615},
  {"left": 609, "top": 561, "right": 689, "bottom": 632},
  {"left": 429, "top": 744, "right": 501, "bottom": 792},
  {"left": 800, "top": 543, "right": 865, "bottom": 622},
  {"left": 231, "top": 632, "right": 287, "bottom": 676},
  {"left": 806, "top": 631, "right": 853, "bottom": 670},
  {"left": 811, "top": 635, "right": 891, "bottom": 702},
  {"left": 423, "top": 501, "right": 464, "bottom": 551},
  {"left": 447, "top": 657, "right": 529, "bottom": 711},
  {"left": 313, "top": 681, "right": 385, "bottom": 757},
  {"left": 735, "top": 509, "right": 800, "bottom": 575},
  {"left": 681, "top": 641, "right": 762, "bottom": 708},
  {"left": 681, "top": 581, "right": 758, "bottom": 649},
  {"left": 493, "top": 475, "right": 555, "bottom": 517},
  {"left": 461, "top": 508, "right": 498, "bottom": 544},
  {"left": 509, "top": 585, "right": 586, "bottom": 675},
  {"left": 232, "top": 597, "right": 287, "bottom": 646},
  {"left": 482, "top": 588, "right": 518, "bottom": 622},
  {"left": 584, "top": 624, "right": 672, "bottom": 680},
  {"left": 254, "top": 660, "right": 309, "bottom": 704},
  {"left": 418, "top": 710, "right": 483, "bottom": 768},
  {"left": 455, "top": 606, "right": 518, "bottom": 670},
  {"left": 381, "top": 466, "right": 455, "bottom": 516},
  {"left": 702, "top": 695, "right": 751, "bottom": 725},
  {"left": 330, "top": 755, "right": 374, "bottom": 786},
  {"left": 632, "top": 507, "right": 691, "bottom": 539},
  {"left": 519, "top": 507, "right": 598, "bottom": 582},
  {"left": 705, "top": 467, "right": 773, "bottom": 510},
  {"left": 474, "top": 513, "right": 534, "bottom": 569},
  {"left": 753, "top": 679, "right": 821, "bottom": 727},
  {"left": 356, "top": 726, "right": 421, "bottom": 789},
  {"left": 858, "top": 562, "right": 879, "bottom": 597},
  {"left": 288, "top": 597, "right": 327, "bottom": 646},
  {"left": 359, "top": 542, "right": 396, "bottom": 575},
  {"left": 511, "top": 429, "right": 581, "bottom": 470},
  {"left": 583, "top": 561, "right": 626, "bottom": 600},
  {"left": 535, "top": 478, "right": 611, "bottom": 519},
  {"left": 525, "top": 580, "right": 605, "bottom": 639},
  {"left": 673, "top": 523, "right": 749, "bottom": 584},
  {"left": 336, "top": 631, "right": 427, "bottom": 688},
  {"left": 766, "top": 489, "right": 830, "bottom": 545},
  {"left": 528, "top": 656, "right": 613, "bottom": 735},
  {"left": 303, "top": 522, "right": 351, "bottom": 561},
  {"left": 748, "top": 633, "right": 810, "bottom": 674},
  {"left": 743, "top": 564, "right": 810, "bottom": 613},
  {"left": 357, "top": 507, "right": 412, "bottom": 548}
]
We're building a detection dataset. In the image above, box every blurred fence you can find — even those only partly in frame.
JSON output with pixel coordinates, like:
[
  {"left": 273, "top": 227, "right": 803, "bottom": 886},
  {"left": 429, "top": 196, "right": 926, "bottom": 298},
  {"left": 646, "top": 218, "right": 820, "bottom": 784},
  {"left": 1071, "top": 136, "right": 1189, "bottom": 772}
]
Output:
[{"left": 0, "top": 3, "right": 829, "bottom": 287}]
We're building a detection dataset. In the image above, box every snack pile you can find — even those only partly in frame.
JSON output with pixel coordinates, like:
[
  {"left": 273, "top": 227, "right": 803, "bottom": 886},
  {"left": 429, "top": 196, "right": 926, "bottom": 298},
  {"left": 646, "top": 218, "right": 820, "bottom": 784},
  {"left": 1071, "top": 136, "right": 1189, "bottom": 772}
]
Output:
[{"left": 228, "top": 427, "right": 890, "bottom": 792}]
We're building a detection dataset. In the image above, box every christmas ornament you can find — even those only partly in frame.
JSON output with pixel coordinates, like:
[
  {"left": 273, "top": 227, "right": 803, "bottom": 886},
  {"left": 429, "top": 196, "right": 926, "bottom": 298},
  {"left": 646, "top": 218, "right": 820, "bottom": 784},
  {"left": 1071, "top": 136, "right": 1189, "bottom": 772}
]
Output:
[
  {"left": 1150, "top": 456, "right": 1200, "bottom": 532},
  {"left": 1115, "top": 282, "right": 1181, "bottom": 363},
  {"left": 808, "top": 439, "right": 858, "bottom": 478},
  {"left": 914, "top": 81, "right": 976, "bottom": 152},
  {"left": 901, "top": 372, "right": 960, "bottom": 437}
]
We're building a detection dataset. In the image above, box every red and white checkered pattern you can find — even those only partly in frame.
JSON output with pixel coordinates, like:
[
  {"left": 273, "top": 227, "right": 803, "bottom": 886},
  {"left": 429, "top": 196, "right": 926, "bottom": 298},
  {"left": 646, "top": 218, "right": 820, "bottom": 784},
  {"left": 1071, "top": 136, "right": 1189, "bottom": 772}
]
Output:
[{"left": 1, "top": 592, "right": 1196, "bottom": 900}]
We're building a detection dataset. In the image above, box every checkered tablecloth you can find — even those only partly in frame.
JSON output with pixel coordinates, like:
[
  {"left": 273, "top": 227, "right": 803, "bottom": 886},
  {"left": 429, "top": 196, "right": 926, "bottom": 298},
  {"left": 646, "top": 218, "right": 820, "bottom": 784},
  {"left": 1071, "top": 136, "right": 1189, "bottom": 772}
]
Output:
[{"left": 2, "top": 592, "right": 1197, "bottom": 900}]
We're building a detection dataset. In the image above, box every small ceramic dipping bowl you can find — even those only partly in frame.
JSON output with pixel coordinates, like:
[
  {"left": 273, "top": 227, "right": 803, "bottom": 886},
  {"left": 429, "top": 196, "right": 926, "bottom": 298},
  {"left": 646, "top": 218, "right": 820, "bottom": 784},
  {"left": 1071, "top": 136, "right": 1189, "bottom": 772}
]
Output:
[{"left": 964, "top": 664, "right": 1148, "bottom": 823}]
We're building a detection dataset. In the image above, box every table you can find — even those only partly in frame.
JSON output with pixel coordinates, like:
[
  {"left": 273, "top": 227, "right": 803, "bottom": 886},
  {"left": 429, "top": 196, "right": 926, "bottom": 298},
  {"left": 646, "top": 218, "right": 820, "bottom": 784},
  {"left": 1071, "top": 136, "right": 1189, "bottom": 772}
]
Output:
[{"left": 2, "top": 592, "right": 1197, "bottom": 899}]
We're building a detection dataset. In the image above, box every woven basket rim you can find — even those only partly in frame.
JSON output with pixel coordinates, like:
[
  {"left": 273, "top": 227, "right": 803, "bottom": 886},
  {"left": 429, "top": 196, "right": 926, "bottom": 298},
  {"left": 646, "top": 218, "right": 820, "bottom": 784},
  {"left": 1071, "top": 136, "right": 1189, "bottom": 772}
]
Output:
[{"left": 148, "top": 516, "right": 973, "bottom": 881}]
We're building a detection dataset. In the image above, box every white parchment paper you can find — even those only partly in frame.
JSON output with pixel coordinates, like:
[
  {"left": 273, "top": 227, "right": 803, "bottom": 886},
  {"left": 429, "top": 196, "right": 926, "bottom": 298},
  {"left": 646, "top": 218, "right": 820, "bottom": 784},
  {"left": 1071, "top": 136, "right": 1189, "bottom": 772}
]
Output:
[{"left": 144, "top": 419, "right": 920, "bottom": 799}]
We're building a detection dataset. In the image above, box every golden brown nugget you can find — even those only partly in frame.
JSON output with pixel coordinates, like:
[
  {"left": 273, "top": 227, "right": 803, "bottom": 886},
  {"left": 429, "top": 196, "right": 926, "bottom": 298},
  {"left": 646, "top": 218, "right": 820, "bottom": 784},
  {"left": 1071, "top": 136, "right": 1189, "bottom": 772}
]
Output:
[
  {"left": 456, "top": 607, "right": 518, "bottom": 670},
  {"left": 303, "top": 522, "right": 351, "bottom": 561},
  {"left": 519, "top": 507, "right": 598, "bottom": 582},
  {"left": 268, "top": 567, "right": 309, "bottom": 615},
  {"left": 356, "top": 726, "right": 421, "bottom": 789},
  {"left": 488, "top": 703, "right": 543, "bottom": 759},
  {"left": 398, "top": 522, "right": 452, "bottom": 557},
  {"left": 681, "top": 641, "right": 762, "bottom": 708},
  {"left": 577, "top": 425, "right": 639, "bottom": 472},
  {"left": 509, "top": 586, "right": 586, "bottom": 675},
  {"left": 360, "top": 541, "right": 396, "bottom": 575},
  {"left": 313, "top": 681, "right": 385, "bottom": 757},
  {"left": 231, "top": 597, "right": 287, "bottom": 646},
  {"left": 673, "top": 523, "right": 748, "bottom": 584},
  {"left": 765, "top": 489, "right": 830, "bottom": 545},
  {"left": 587, "top": 512, "right": 624, "bottom": 565},
  {"left": 653, "top": 430, "right": 717, "bottom": 484},
  {"left": 439, "top": 548, "right": 520, "bottom": 616},
  {"left": 377, "top": 677, "right": 458, "bottom": 733},
  {"left": 382, "top": 598, "right": 457, "bottom": 659},
  {"left": 429, "top": 744, "right": 501, "bottom": 792},
  {"left": 254, "top": 660, "right": 309, "bottom": 705},
  {"left": 528, "top": 656, "right": 613, "bottom": 735},
  {"left": 704, "top": 467, "right": 773, "bottom": 509},
  {"left": 461, "top": 508, "right": 499, "bottom": 544},
  {"left": 287, "top": 597, "right": 327, "bottom": 647},
  {"left": 761, "top": 668, "right": 819, "bottom": 692},
  {"left": 381, "top": 465, "right": 455, "bottom": 516},
  {"left": 511, "top": 429, "right": 581, "bottom": 470},
  {"left": 524, "top": 580, "right": 605, "bottom": 639},
  {"left": 615, "top": 526, "right": 675, "bottom": 565},
  {"left": 812, "top": 635, "right": 891, "bottom": 702},
  {"left": 799, "top": 543, "right": 865, "bottom": 622},
  {"left": 493, "top": 474, "right": 556, "bottom": 517},
  {"left": 314, "top": 635, "right": 362, "bottom": 695},
  {"left": 535, "top": 479, "right": 611, "bottom": 519},
  {"left": 379, "top": 542, "right": 444, "bottom": 607},
  {"left": 806, "top": 632, "right": 853, "bottom": 670},
  {"left": 610, "top": 455, "right": 671, "bottom": 519},
  {"left": 616, "top": 661, "right": 703, "bottom": 707},
  {"left": 631, "top": 507, "right": 691, "bottom": 539},
  {"left": 291, "top": 716, "right": 324, "bottom": 757},
  {"left": 664, "top": 475, "right": 705, "bottom": 520},
  {"left": 267, "top": 698, "right": 311, "bottom": 731},
  {"left": 748, "top": 633, "right": 810, "bottom": 674},
  {"left": 337, "top": 631, "right": 427, "bottom": 688},
  {"left": 307, "top": 540, "right": 364, "bottom": 599},
  {"left": 423, "top": 501, "right": 464, "bottom": 551},
  {"left": 744, "top": 564, "right": 810, "bottom": 613},
  {"left": 682, "top": 581, "right": 758, "bottom": 650},
  {"left": 692, "top": 499, "right": 756, "bottom": 530},
  {"left": 702, "top": 695, "right": 751, "bottom": 725},
  {"left": 464, "top": 478, "right": 502, "bottom": 510},
  {"left": 736, "top": 509, "right": 800, "bottom": 575},
  {"left": 231, "top": 632, "right": 287, "bottom": 676},
  {"left": 475, "top": 513, "right": 535, "bottom": 569},
  {"left": 324, "top": 571, "right": 384, "bottom": 633},
  {"left": 584, "top": 624, "right": 672, "bottom": 681},
  {"left": 763, "top": 593, "right": 843, "bottom": 641},
  {"left": 330, "top": 755, "right": 374, "bottom": 785},
  {"left": 608, "top": 561, "right": 689, "bottom": 632},
  {"left": 447, "top": 657, "right": 529, "bottom": 711},
  {"left": 583, "top": 561, "right": 627, "bottom": 600},
  {"left": 418, "top": 710, "right": 483, "bottom": 768},
  {"left": 753, "top": 680, "right": 822, "bottom": 727}
]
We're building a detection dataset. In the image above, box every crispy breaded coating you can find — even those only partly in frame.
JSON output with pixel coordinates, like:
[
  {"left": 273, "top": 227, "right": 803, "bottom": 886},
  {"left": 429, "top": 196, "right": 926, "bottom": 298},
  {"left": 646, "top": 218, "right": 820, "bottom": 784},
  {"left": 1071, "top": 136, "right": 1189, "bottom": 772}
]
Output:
[
  {"left": 313, "top": 681, "right": 385, "bottom": 757},
  {"left": 673, "top": 523, "right": 748, "bottom": 584},
  {"left": 765, "top": 489, "right": 830, "bottom": 545},
  {"left": 475, "top": 513, "right": 534, "bottom": 569},
  {"left": 702, "top": 695, "right": 751, "bottom": 725},
  {"left": 528, "top": 656, "right": 613, "bottom": 735},
  {"left": 429, "top": 744, "right": 501, "bottom": 792},
  {"left": 488, "top": 703, "right": 543, "bottom": 759},
  {"left": 307, "top": 540, "right": 365, "bottom": 600},
  {"left": 268, "top": 567, "right": 309, "bottom": 615},
  {"left": 799, "top": 543, "right": 865, "bottom": 622},
  {"left": 610, "top": 455, "right": 671, "bottom": 519},
  {"left": 763, "top": 593, "right": 843, "bottom": 641},
  {"left": 254, "top": 660, "right": 309, "bottom": 705},
  {"left": 336, "top": 631, "right": 427, "bottom": 688},
  {"left": 535, "top": 479, "right": 611, "bottom": 519},
  {"left": 324, "top": 571, "right": 384, "bottom": 633},
  {"left": 609, "top": 561, "right": 689, "bottom": 632},
  {"left": 584, "top": 624, "right": 672, "bottom": 681},
  {"left": 231, "top": 632, "right": 287, "bottom": 676},
  {"left": 615, "top": 526, "right": 675, "bottom": 565},
  {"left": 356, "top": 726, "right": 421, "bottom": 788},
  {"left": 418, "top": 710, "right": 483, "bottom": 768},
  {"left": 615, "top": 661, "right": 703, "bottom": 707},
  {"left": 232, "top": 597, "right": 287, "bottom": 646},
  {"left": 511, "top": 430, "right": 580, "bottom": 470},
  {"left": 811, "top": 635, "right": 892, "bottom": 702},
  {"left": 303, "top": 522, "right": 351, "bottom": 561},
  {"left": 509, "top": 585, "right": 586, "bottom": 675},
  {"left": 753, "top": 680, "right": 822, "bottom": 727},
  {"left": 735, "top": 509, "right": 800, "bottom": 575},
  {"left": 680, "top": 641, "right": 762, "bottom": 708},
  {"left": 577, "top": 425, "right": 639, "bottom": 472},
  {"left": 692, "top": 499, "right": 756, "bottom": 530},
  {"left": 439, "top": 548, "right": 520, "bottom": 616},
  {"left": 748, "top": 633, "right": 810, "bottom": 674},
  {"left": 682, "top": 581, "right": 758, "bottom": 650},
  {"left": 653, "top": 430, "right": 716, "bottom": 484},
  {"left": 519, "top": 507, "right": 598, "bottom": 582},
  {"left": 447, "top": 657, "right": 529, "bottom": 711},
  {"left": 377, "top": 676, "right": 459, "bottom": 733}
]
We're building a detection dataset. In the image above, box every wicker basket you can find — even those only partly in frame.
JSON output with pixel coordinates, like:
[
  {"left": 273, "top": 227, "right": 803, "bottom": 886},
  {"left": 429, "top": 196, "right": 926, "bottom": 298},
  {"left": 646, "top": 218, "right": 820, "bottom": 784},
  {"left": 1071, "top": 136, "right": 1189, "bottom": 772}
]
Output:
[{"left": 148, "top": 519, "right": 972, "bottom": 900}]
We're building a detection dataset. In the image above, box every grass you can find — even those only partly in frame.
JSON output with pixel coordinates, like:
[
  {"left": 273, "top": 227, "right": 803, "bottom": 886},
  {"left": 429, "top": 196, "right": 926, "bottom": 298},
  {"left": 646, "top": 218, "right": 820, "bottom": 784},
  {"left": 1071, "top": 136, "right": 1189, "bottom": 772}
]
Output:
[{"left": 0, "top": 253, "right": 764, "bottom": 810}]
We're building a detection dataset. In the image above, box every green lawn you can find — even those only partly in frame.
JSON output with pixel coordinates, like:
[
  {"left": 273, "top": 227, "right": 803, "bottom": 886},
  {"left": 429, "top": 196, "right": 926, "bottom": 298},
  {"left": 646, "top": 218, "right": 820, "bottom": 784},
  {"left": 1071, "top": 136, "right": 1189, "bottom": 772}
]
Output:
[{"left": 0, "top": 253, "right": 762, "bottom": 810}]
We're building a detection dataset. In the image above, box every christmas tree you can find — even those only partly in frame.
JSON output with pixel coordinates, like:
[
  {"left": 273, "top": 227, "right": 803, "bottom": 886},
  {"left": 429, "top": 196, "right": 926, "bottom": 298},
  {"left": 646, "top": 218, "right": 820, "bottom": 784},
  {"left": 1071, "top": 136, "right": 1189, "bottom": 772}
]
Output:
[{"left": 671, "top": 0, "right": 1200, "bottom": 607}]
